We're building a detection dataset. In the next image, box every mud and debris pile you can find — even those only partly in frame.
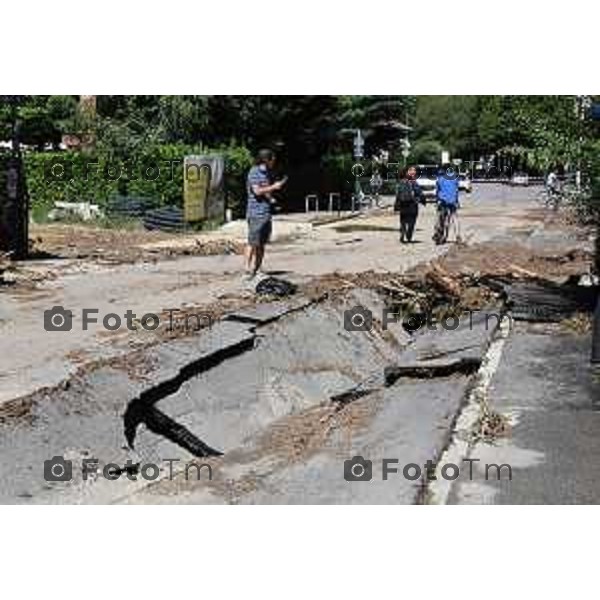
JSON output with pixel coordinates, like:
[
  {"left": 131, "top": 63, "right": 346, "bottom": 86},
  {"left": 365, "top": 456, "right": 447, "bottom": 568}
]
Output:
[
  {"left": 28, "top": 224, "right": 244, "bottom": 264},
  {"left": 302, "top": 232, "right": 597, "bottom": 335},
  {"left": 435, "top": 239, "right": 594, "bottom": 282},
  {"left": 300, "top": 264, "right": 496, "bottom": 319}
]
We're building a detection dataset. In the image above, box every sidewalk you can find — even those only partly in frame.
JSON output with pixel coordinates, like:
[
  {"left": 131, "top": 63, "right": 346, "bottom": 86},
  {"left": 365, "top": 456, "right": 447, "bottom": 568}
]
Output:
[{"left": 449, "top": 321, "right": 600, "bottom": 504}]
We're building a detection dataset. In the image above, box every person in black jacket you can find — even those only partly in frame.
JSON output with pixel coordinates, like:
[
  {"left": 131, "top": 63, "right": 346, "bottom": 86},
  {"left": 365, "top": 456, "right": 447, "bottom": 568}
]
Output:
[{"left": 394, "top": 166, "right": 426, "bottom": 243}]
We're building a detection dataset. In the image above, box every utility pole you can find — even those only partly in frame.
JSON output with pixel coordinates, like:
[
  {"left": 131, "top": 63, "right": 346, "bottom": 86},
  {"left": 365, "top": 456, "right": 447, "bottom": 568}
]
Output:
[
  {"left": 0, "top": 95, "right": 28, "bottom": 259},
  {"left": 352, "top": 129, "right": 364, "bottom": 213}
]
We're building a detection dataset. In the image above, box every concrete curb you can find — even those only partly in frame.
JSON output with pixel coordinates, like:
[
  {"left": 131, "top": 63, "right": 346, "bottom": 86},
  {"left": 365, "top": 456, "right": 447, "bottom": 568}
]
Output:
[{"left": 425, "top": 314, "right": 512, "bottom": 504}]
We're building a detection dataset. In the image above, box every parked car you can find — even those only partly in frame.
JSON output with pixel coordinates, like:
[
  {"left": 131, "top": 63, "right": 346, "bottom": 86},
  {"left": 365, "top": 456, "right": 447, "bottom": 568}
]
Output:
[
  {"left": 459, "top": 173, "right": 472, "bottom": 193},
  {"left": 510, "top": 172, "right": 530, "bottom": 186},
  {"left": 416, "top": 165, "right": 471, "bottom": 198},
  {"left": 416, "top": 165, "right": 438, "bottom": 198}
]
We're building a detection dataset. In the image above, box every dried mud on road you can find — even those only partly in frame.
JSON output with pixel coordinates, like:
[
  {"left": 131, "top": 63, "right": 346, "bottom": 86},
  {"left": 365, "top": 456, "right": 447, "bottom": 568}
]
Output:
[{"left": 29, "top": 224, "right": 244, "bottom": 264}]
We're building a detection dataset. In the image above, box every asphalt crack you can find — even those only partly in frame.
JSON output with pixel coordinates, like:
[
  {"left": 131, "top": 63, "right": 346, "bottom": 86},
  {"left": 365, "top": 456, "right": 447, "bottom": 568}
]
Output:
[{"left": 123, "top": 335, "right": 256, "bottom": 457}]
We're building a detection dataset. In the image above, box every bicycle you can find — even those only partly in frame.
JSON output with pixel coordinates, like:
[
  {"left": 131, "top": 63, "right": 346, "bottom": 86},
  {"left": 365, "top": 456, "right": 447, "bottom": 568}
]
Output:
[
  {"left": 537, "top": 183, "right": 580, "bottom": 212},
  {"left": 433, "top": 203, "right": 456, "bottom": 244},
  {"left": 546, "top": 189, "right": 562, "bottom": 211}
]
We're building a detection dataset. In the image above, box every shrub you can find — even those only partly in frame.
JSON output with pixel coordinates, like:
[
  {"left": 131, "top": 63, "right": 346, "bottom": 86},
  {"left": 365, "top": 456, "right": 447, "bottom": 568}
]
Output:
[{"left": 23, "top": 142, "right": 253, "bottom": 223}]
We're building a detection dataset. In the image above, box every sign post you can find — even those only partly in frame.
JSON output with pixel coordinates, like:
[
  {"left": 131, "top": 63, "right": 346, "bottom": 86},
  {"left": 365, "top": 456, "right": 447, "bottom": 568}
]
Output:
[{"left": 352, "top": 129, "right": 364, "bottom": 212}]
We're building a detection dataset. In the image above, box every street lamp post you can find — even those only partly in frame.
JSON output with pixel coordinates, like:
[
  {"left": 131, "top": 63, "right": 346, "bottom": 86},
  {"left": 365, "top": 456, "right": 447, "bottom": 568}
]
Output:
[
  {"left": 400, "top": 135, "right": 411, "bottom": 167},
  {"left": 352, "top": 129, "right": 364, "bottom": 212}
]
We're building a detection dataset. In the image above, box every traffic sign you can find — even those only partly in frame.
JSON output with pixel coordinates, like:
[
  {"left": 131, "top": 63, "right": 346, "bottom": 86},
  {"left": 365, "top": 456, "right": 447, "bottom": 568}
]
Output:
[{"left": 353, "top": 129, "right": 364, "bottom": 159}]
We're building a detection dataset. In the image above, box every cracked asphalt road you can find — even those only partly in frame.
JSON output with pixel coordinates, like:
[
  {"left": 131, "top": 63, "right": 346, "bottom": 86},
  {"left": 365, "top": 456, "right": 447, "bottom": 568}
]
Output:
[
  {"left": 0, "top": 184, "right": 539, "bottom": 405},
  {"left": 1, "top": 183, "right": 570, "bottom": 504}
]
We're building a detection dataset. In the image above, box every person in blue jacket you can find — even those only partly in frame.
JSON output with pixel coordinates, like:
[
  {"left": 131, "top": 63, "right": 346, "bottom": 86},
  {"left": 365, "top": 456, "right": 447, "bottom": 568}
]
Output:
[{"left": 433, "top": 164, "right": 460, "bottom": 245}]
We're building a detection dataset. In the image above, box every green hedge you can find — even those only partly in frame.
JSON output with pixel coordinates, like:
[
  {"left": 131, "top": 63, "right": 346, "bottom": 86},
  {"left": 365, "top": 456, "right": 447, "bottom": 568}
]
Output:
[{"left": 24, "top": 143, "right": 253, "bottom": 221}]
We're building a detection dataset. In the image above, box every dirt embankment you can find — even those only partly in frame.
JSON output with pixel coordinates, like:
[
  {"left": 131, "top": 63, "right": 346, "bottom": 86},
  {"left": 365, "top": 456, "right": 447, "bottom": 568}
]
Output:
[
  {"left": 28, "top": 224, "right": 243, "bottom": 264},
  {"left": 436, "top": 241, "right": 593, "bottom": 281}
]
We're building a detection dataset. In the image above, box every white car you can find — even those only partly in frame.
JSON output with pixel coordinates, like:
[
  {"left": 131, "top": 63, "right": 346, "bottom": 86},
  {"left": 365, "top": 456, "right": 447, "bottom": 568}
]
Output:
[
  {"left": 416, "top": 165, "right": 438, "bottom": 198},
  {"left": 417, "top": 166, "right": 471, "bottom": 198},
  {"left": 510, "top": 172, "right": 529, "bottom": 186},
  {"left": 459, "top": 174, "right": 472, "bottom": 193}
]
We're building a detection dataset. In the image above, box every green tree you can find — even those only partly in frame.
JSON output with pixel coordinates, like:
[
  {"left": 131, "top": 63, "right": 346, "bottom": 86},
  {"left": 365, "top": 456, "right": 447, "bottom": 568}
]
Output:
[
  {"left": 157, "top": 96, "right": 210, "bottom": 144},
  {"left": 0, "top": 96, "right": 78, "bottom": 149},
  {"left": 498, "top": 95, "right": 584, "bottom": 171},
  {"left": 411, "top": 139, "right": 445, "bottom": 164},
  {"left": 336, "top": 95, "right": 415, "bottom": 154},
  {"left": 414, "top": 96, "right": 480, "bottom": 160}
]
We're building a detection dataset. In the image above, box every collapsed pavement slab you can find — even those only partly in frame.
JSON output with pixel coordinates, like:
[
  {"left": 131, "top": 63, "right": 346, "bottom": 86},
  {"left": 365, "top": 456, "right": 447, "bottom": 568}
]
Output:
[
  {"left": 384, "top": 308, "right": 501, "bottom": 384},
  {"left": 223, "top": 297, "right": 314, "bottom": 325},
  {"left": 122, "top": 375, "right": 470, "bottom": 505},
  {"left": 147, "top": 297, "right": 409, "bottom": 460},
  {"left": 0, "top": 320, "right": 256, "bottom": 504},
  {"left": 0, "top": 291, "right": 413, "bottom": 504}
]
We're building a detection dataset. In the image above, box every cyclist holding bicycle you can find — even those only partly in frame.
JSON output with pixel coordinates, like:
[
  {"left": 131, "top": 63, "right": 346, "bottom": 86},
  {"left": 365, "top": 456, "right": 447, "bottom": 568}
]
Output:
[
  {"left": 433, "top": 164, "right": 460, "bottom": 245},
  {"left": 546, "top": 167, "right": 562, "bottom": 210}
]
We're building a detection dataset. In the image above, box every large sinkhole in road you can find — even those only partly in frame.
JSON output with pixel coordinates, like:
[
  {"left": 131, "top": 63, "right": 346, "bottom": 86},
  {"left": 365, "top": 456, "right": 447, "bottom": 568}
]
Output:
[
  {"left": 122, "top": 287, "right": 491, "bottom": 464},
  {"left": 0, "top": 283, "right": 505, "bottom": 502}
]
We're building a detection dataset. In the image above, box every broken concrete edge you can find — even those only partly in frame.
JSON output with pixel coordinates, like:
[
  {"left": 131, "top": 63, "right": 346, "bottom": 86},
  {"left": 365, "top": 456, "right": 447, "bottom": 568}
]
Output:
[
  {"left": 384, "top": 357, "right": 482, "bottom": 385},
  {"left": 89, "top": 298, "right": 504, "bottom": 503},
  {"left": 0, "top": 353, "right": 125, "bottom": 423},
  {"left": 423, "top": 314, "right": 512, "bottom": 505},
  {"left": 122, "top": 295, "right": 328, "bottom": 455},
  {"left": 124, "top": 328, "right": 257, "bottom": 455},
  {"left": 0, "top": 292, "right": 325, "bottom": 421},
  {"left": 223, "top": 295, "right": 316, "bottom": 326}
]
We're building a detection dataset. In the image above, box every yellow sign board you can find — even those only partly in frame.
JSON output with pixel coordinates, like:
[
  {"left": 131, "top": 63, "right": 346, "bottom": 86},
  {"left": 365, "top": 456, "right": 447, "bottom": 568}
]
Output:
[
  {"left": 183, "top": 158, "right": 211, "bottom": 222},
  {"left": 183, "top": 156, "right": 225, "bottom": 223}
]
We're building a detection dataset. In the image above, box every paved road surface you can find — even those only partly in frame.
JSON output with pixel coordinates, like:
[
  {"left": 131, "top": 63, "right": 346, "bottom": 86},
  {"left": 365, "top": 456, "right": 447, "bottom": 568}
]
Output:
[
  {"left": 0, "top": 184, "right": 564, "bottom": 505},
  {"left": 0, "top": 184, "right": 540, "bottom": 405}
]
